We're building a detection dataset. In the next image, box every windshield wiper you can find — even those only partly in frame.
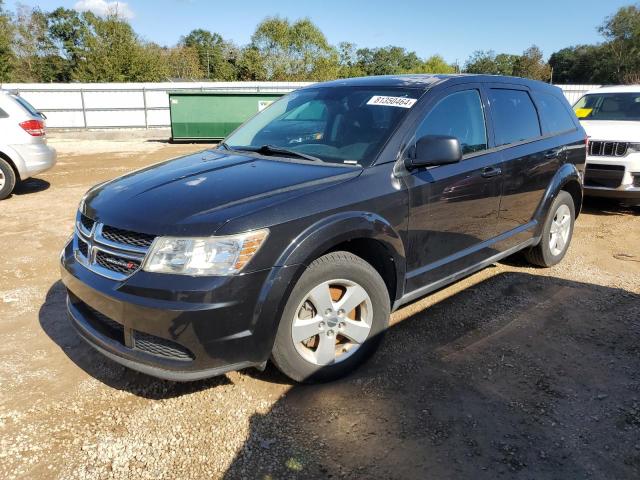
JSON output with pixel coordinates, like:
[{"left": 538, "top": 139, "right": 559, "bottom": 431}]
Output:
[{"left": 232, "top": 144, "right": 323, "bottom": 162}]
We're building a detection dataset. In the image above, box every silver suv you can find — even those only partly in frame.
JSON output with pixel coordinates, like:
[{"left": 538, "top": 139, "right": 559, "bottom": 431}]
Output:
[{"left": 0, "top": 91, "right": 56, "bottom": 200}]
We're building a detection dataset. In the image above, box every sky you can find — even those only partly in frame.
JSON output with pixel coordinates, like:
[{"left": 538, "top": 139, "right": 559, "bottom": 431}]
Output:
[{"left": 6, "top": 0, "right": 634, "bottom": 62}]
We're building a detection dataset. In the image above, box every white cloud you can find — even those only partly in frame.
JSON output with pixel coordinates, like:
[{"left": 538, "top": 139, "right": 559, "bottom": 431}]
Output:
[{"left": 74, "top": 0, "right": 135, "bottom": 20}]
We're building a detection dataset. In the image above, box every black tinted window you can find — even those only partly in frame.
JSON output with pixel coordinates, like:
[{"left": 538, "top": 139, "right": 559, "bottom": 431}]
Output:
[
  {"left": 573, "top": 92, "right": 640, "bottom": 121},
  {"left": 534, "top": 92, "right": 576, "bottom": 134},
  {"left": 0, "top": 107, "right": 7, "bottom": 118},
  {"left": 489, "top": 89, "right": 541, "bottom": 146},
  {"left": 416, "top": 90, "right": 487, "bottom": 155}
]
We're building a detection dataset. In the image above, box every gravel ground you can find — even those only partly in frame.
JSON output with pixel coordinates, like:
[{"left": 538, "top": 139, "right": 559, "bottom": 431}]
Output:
[{"left": 1, "top": 136, "right": 639, "bottom": 479}]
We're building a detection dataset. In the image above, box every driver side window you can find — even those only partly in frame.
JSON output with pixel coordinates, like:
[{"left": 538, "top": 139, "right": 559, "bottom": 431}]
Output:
[{"left": 415, "top": 89, "right": 488, "bottom": 156}]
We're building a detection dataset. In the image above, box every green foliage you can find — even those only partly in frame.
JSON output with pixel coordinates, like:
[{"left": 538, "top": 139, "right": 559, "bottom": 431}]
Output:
[
  {"left": 512, "top": 46, "right": 551, "bottom": 81},
  {"left": 464, "top": 50, "right": 518, "bottom": 76},
  {"left": 548, "top": 45, "right": 617, "bottom": 84},
  {"left": 247, "top": 16, "right": 339, "bottom": 81},
  {"left": 182, "top": 29, "right": 237, "bottom": 80},
  {"left": 599, "top": 3, "right": 640, "bottom": 82},
  {"left": 0, "top": 0, "right": 15, "bottom": 82},
  {"left": 0, "top": 3, "right": 636, "bottom": 84}
]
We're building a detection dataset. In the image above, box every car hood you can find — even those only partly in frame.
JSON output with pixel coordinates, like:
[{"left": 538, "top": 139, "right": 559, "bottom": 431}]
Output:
[
  {"left": 83, "top": 150, "right": 361, "bottom": 236},
  {"left": 581, "top": 120, "right": 640, "bottom": 142}
]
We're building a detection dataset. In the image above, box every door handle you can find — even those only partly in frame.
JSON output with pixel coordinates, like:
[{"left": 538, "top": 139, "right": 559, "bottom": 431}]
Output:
[{"left": 481, "top": 166, "right": 502, "bottom": 178}]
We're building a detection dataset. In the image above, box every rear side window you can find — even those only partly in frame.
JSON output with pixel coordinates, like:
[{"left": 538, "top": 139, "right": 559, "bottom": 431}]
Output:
[
  {"left": 0, "top": 107, "right": 8, "bottom": 118},
  {"left": 415, "top": 89, "right": 488, "bottom": 155},
  {"left": 11, "top": 95, "right": 40, "bottom": 117},
  {"left": 488, "top": 89, "right": 541, "bottom": 146},
  {"left": 534, "top": 92, "right": 577, "bottom": 135}
]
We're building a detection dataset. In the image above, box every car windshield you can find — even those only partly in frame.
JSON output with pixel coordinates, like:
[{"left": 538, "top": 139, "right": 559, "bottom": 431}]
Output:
[
  {"left": 223, "top": 86, "right": 424, "bottom": 166},
  {"left": 574, "top": 92, "right": 640, "bottom": 121}
]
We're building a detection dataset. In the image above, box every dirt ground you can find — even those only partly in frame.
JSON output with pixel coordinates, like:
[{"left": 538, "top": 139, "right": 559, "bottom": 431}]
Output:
[{"left": 1, "top": 136, "right": 639, "bottom": 480}]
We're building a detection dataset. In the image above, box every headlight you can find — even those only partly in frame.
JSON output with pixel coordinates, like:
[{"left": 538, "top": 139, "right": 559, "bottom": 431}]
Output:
[
  {"left": 142, "top": 229, "right": 269, "bottom": 276},
  {"left": 628, "top": 143, "right": 640, "bottom": 154}
]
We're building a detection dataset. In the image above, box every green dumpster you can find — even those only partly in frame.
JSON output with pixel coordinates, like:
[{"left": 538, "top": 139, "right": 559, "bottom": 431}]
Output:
[{"left": 169, "top": 91, "right": 285, "bottom": 141}]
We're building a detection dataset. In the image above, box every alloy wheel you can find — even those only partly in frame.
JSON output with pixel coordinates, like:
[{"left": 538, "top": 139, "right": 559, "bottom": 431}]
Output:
[
  {"left": 291, "top": 279, "right": 373, "bottom": 366},
  {"left": 549, "top": 204, "right": 571, "bottom": 256}
]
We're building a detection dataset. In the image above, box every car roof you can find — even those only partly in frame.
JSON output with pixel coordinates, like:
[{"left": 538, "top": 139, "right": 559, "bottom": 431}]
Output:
[
  {"left": 303, "top": 74, "right": 559, "bottom": 93},
  {"left": 585, "top": 85, "right": 640, "bottom": 95}
]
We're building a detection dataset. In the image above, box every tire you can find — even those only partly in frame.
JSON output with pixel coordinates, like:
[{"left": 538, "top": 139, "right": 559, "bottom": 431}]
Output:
[
  {"left": 271, "top": 251, "right": 390, "bottom": 383},
  {"left": 0, "top": 158, "right": 17, "bottom": 201},
  {"left": 525, "top": 190, "right": 575, "bottom": 267}
]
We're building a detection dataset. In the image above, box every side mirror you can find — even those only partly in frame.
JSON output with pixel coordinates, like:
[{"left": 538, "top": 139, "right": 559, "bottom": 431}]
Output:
[{"left": 405, "top": 135, "right": 462, "bottom": 169}]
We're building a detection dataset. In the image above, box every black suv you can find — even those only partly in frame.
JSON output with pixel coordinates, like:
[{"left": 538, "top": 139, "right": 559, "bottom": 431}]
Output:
[{"left": 60, "top": 75, "right": 586, "bottom": 383}]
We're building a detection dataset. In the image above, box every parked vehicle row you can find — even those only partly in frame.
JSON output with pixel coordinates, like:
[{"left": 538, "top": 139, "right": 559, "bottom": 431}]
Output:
[
  {"left": 0, "top": 91, "right": 56, "bottom": 200},
  {"left": 60, "top": 74, "right": 587, "bottom": 383}
]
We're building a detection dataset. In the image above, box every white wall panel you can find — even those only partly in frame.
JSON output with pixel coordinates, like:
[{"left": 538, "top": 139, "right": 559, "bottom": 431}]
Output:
[{"left": 0, "top": 82, "right": 596, "bottom": 128}]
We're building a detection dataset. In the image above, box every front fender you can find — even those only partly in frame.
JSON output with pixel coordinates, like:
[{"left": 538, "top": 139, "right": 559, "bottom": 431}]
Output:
[
  {"left": 533, "top": 162, "right": 582, "bottom": 236},
  {"left": 246, "top": 212, "right": 407, "bottom": 362},
  {"left": 277, "top": 211, "right": 405, "bottom": 273}
]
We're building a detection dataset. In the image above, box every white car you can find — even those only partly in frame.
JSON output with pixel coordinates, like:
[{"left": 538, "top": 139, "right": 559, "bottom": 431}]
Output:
[
  {"left": 573, "top": 85, "right": 640, "bottom": 205},
  {"left": 0, "top": 91, "right": 57, "bottom": 200}
]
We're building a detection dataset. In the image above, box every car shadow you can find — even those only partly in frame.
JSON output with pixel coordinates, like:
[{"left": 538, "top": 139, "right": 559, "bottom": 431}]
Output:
[
  {"left": 38, "top": 281, "right": 231, "bottom": 399},
  {"left": 582, "top": 197, "right": 639, "bottom": 216},
  {"left": 13, "top": 178, "right": 50, "bottom": 195},
  {"left": 222, "top": 272, "right": 640, "bottom": 479}
]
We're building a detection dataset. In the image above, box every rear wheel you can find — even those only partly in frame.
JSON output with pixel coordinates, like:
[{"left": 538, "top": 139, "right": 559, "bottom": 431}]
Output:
[
  {"left": 525, "top": 191, "right": 575, "bottom": 267},
  {"left": 271, "top": 251, "right": 390, "bottom": 383},
  {"left": 0, "top": 158, "right": 16, "bottom": 200}
]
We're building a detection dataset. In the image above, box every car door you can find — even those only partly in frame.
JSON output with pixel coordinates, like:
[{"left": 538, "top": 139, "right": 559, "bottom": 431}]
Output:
[
  {"left": 486, "top": 86, "right": 560, "bottom": 249},
  {"left": 401, "top": 85, "right": 504, "bottom": 293}
]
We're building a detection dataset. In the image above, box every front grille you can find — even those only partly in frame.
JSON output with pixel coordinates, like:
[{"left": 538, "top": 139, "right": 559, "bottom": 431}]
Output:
[
  {"left": 134, "top": 331, "right": 194, "bottom": 361},
  {"left": 584, "top": 164, "right": 626, "bottom": 188},
  {"left": 95, "top": 250, "right": 141, "bottom": 275},
  {"left": 589, "top": 141, "right": 628, "bottom": 157},
  {"left": 75, "top": 211, "right": 151, "bottom": 279},
  {"left": 84, "top": 304, "right": 125, "bottom": 343},
  {"left": 80, "top": 213, "right": 95, "bottom": 232},
  {"left": 77, "top": 238, "right": 89, "bottom": 257},
  {"left": 634, "top": 175, "right": 640, "bottom": 188},
  {"left": 101, "top": 225, "right": 155, "bottom": 249}
]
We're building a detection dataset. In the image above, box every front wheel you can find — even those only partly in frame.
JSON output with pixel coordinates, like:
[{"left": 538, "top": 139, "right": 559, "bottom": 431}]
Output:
[
  {"left": 271, "top": 251, "right": 390, "bottom": 383},
  {"left": 525, "top": 190, "right": 575, "bottom": 267}
]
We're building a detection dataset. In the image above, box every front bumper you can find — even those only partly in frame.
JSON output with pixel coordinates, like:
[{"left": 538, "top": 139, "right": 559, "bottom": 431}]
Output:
[
  {"left": 584, "top": 155, "right": 640, "bottom": 203},
  {"left": 60, "top": 239, "right": 294, "bottom": 381}
]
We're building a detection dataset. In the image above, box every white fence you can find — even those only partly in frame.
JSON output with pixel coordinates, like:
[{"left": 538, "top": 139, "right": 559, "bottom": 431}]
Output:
[
  {"left": 0, "top": 81, "right": 600, "bottom": 130},
  {"left": 556, "top": 84, "right": 600, "bottom": 104},
  {"left": 0, "top": 82, "right": 312, "bottom": 129}
]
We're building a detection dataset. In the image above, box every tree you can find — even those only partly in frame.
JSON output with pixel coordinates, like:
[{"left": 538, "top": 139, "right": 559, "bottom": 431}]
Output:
[
  {"left": 164, "top": 45, "right": 203, "bottom": 80},
  {"left": 420, "top": 55, "right": 456, "bottom": 74},
  {"left": 248, "top": 17, "right": 339, "bottom": 81},
  {"left": 47, "top": 7, "right": 92, "bottom": 81},
  {"left": 464, "top": 50, "right": 518, "bottom": 76},
  {"left": 599, "top": 3, "right": 640, "bottom": 82},
  {"left": 548, "top": 45, "right": 616, "bottom": 84},
  {"left": 337, "top": 42, "right": 364, "bottom": 78},
  {"left": 181, "top": 29, "right": 237, "bottom": 80},
  {"left": 512, "top": 46, "right": 551, "bottom": 81},
  {"left": 73, "top": 13, "right": 168, "bottom": 82},
  {"left": 0, "top": 0, "right": 15, "bottom": 82},
  {"left": 11, "top": 4, "right": 62, "bottom": 82}
]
